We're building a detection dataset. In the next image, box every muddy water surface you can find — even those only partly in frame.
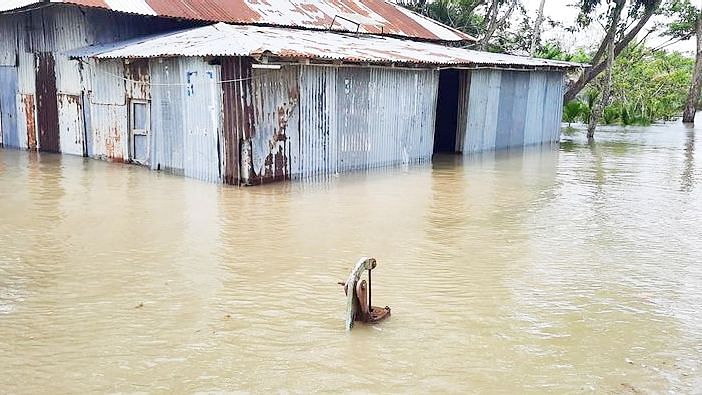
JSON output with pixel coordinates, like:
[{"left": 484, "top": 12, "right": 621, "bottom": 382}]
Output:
[{"left": 1, "top": 121, "right": 702, "bottom": 393}]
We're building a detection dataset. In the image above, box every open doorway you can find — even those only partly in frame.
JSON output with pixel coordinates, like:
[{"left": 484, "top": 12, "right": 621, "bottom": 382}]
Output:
[{"left": 433, "top": 69, "right": 460, "bottom": 154}]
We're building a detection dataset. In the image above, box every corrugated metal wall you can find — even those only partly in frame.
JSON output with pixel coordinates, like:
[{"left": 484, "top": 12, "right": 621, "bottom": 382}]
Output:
[
  {"left": 223, "top": 61, "right": 439, "bottom": 185},
  {"left": 295, "top": 65, "right": 438, "bottom": 180},
  {"left": 0, "top": 5, "right": 193, "bottom": 155},
  {"left": 0, "top": 4, "right": 570, "bottom": 186},
  {"left": 369, "top": 68, "right": 437, "bottom": 167},
  {"left": 220, "top": 57, "right": 252, "bottom": 185},
  {"left": 298, "top": 66, "right": 338, "bottom": 179},
  {"left": 57, "top": 94, "right": 85, "bottom": 155},
  {"left": 180, "top": 58, "right": 223, "bottom": 183},
  {"left": 0, "top": 16, "right": 16, "bottom": 67},
  {"left": 86, "top": 56, "right": 224, "bottom": 183},
  {"left": 150, "top": 58, "right": 184, "bottom": 174},
  {"left": 0, "top": 67, "right": 19, "bottom": 148},
  {"left": 455, "top": 71, "right": 471, "bottom": 152},
  {"left": 460, "top": 69, "right": 564, "bottom": 154},
  {"left": 88, "top": 58, "right": 127, "bottom": 161},
  {"left": 247, "top": 66, "right": 299, "bottom": 183}
]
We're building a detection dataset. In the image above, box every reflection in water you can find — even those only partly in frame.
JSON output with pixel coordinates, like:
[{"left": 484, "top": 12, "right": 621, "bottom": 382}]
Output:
[
  {"left": 1, "top": 122, "right": 702, "bottom": 393},
  {"left": 682, "top": 130, "right": 696, "bottom": 192}
]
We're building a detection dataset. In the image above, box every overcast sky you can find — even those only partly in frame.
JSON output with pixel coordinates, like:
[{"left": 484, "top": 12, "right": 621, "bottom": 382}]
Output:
[{"left": 520, "top": 0, "right": 696, "bottom": 54}]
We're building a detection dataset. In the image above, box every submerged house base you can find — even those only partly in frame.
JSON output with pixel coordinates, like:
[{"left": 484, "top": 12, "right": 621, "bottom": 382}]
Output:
[{"left": 0, "top": 5, "right": 579, "bottom": 186}]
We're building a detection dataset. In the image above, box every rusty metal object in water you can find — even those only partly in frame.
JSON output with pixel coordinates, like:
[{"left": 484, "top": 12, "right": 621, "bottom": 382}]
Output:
[{"left": 339, "top": 257, "right": 391, "bottom": 331}]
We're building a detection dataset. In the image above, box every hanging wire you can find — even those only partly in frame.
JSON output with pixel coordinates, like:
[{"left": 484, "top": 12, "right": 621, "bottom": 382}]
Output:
[{"left": 81, "top": 59, "right": 278, "bottom": 87}]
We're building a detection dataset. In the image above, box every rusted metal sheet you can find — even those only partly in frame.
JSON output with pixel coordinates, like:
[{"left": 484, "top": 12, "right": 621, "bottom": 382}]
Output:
[
  {"left": 71, "top": 23, "right": 582, "bottom": 70},
  {"left": 3, "top": 0, "right": 474, "bottom": 42},
  {"left": 125, "top": 59, "right": 151, "bottom": 101},
  {"left": 87, "top": 59, "right": 127, "bottom": 161},
  {"left": 21, "top": 96, "right": 36, "bottom": 150},
  {"left": 222, "top": 59, "right": 300, "bottom": 185},
  {"left": 221, "top": 57, "right": 252, "bottom": 185},
  {"left": 92, "top": 105, "right": 126, "bottom": 162},
  {"left": 36, "top": 52, "right": 60, "bottom": 153},
  {"left": 57, "top": 93, "right": 85, "bottom": 156},
  {"left": 246, "top": 66, "right": 299, "bottom": 184}
]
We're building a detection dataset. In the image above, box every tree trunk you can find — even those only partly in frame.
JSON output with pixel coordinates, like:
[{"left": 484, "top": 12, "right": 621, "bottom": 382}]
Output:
[
  {"left": 530, "top": 0, "right": 546, "bottom": 56},
  {"left": 564, "top": 0, "right": 661, "bottom": 103},
  {"left": 480, "top": 0, "right": 499, "bottom": 50},
  {"left": 480, "top": 0, "right": 517, "bottom": 51},
  {"left": 587, "top": 0, "right": 623, "bottom": 140},
  {"left": 683, "top": 10, "right": 702, "bottom": 124}
]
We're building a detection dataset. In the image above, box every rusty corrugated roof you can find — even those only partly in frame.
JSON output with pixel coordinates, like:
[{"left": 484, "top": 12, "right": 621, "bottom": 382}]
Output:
[
  {"left": 67, "top": 23, "right": 584, "bottom": 70},
  {"left": 2, "top": 0, "right": 475, "bottom": 42}
]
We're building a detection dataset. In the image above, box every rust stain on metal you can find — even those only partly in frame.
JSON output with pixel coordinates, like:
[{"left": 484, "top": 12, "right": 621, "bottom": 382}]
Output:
[
  {"left": 363, "top": 0, "right": 437, "bottom": 37},
  {"left": 125, "top": 59, "right": 151, "bottom": 100},
  {"left": 221, "top": 57, "right": 254, "bottom": 185},
  {"left": 21, "top": 0, "right": 471, "bottom": 41},
  {"left": 105, "top": 126, "right": 123, "bottom": 162},
  {"left": 35, "top": 53, "right": 60, "bottom": 153},
  {"left": 22, "top": 95, "right": 37, "bottom": 151},
  {"left": 261, "top": 87, "right": 299, "bottom": 182}
]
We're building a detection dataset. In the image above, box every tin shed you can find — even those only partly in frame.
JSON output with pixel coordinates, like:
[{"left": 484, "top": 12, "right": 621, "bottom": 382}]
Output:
[{"left": 68, "top": 23, "right": 580, "bottom": 185}]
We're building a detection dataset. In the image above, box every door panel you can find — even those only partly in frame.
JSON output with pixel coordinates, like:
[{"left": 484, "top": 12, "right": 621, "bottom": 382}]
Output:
[
  {"left": 57, "top": 94, "right": 85, "bottom": 156},
  {"left": 129, "top": 100, "right": 150, "bottom": 165}
]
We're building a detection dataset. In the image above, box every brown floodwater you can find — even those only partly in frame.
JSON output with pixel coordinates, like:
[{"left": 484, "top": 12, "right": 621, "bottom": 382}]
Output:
[{"left": 1, "top": 121, "right": 702, "bottom": 393}]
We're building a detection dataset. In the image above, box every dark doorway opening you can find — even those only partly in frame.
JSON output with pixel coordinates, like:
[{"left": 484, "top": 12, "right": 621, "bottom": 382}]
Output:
[{"left": 433, "top": 69, "right": 460, "bottom": 154}]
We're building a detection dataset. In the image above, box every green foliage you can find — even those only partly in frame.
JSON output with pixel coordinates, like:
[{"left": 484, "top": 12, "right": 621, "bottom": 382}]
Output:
[
  {"left": 411, "top": 0, "right": 484, "bottom": 38},
  {"left": 563, "top": 100, "right": 584, "bottom": 125},
  {"left": 401, "top": 0, "right": 530, "bottom": 52},
  {"left": 535, "top": 42, "right": 592, "bottom": 63},
  {"left": 610, "top": 45, "right": 693, "bottom": 122},
  {"left": 661, "top": 0, "right": 699, "bottom": 40},
  {"left": 565, "top": 45, "right": 694, "bottom": 125},
  {"left": 602, "top": 106, "right": 620, "bottom": 124}
]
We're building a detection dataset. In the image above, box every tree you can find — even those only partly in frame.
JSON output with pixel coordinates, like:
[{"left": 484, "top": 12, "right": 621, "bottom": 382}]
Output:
[
  {"left": 561, "top": 46, "right": 693, "bottom": 126},
  {"left": 530, "top": 0, "right": 547, "bottom": 56},
  {"left": 587, "top": 0, "right": 626, "bottom": 139},
  {"left": 401, "top": 0, "right": 528, "bottom": 52},
  {"left": 663, "top": 0, "right": 702, "bottom": 123},
  {"left": 480, "top": 0, "right": 520, "bottom": 50},
  {"left": 399, "top": 0, "right": 485, "bottom": 38},
  {"left": 564, "top": 0, "right": 662, "bottom": 103},
  {"left": 684, "top": 10, "right": 702, "bottom": 123}
]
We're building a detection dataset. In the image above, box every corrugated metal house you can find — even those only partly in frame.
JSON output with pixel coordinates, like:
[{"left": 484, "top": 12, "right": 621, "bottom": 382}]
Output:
[{"left": 0, "top": 1, "right": 580, "bottom": 185}]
